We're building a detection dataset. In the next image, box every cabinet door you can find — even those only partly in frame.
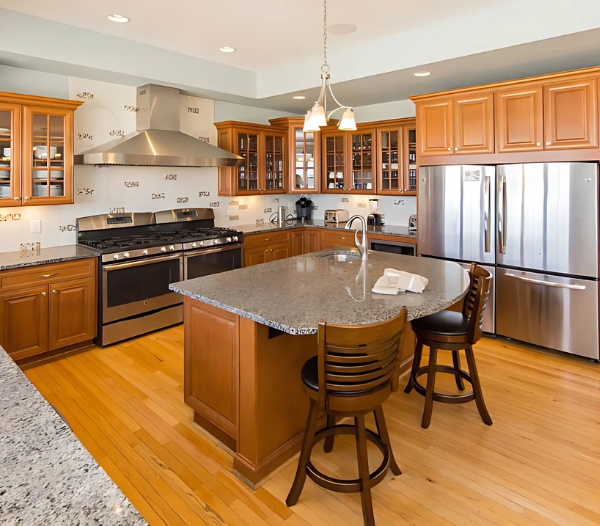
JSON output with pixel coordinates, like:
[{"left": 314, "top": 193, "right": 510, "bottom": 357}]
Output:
[
  {"left": 236, "top": 131, "right": 260, "bottom": 194},
  {"left": 22, "top": 106, "right": 73, "bottom": 205},
  {"left": 349, "top": 131, "right": 376, "bottom": 193},
  {"left": 0, "top": 102, "right": 22, "bottom": 207},
  {"left": 495, "top": 86, "right": 544, "bottom": 152},
  {"left": 322, "top": 132, "right": 346, "bottom": 192},
  {"left": 290, "top": 231, "right": 304, "bottom": 256},
  {"left": 0, "top": 286, "right": 48, "bottom": 359},
  {"left": 263, "top": 133, "right": 286, "bottom": 193},
  {"left": 320, "top": 230, "right": 356, "bottom": 250},
  {"left": 377, "top": 127, "right": 402, "bottom": 194},
  {"left": 290, "top": 126, "right": 320, "bottom": 193},
  {"left": 244, "top": 246, "right": 268, "bottom": 267},
  {"left": 268, "top": 241, "right": 290, "bottom": 262},
  {"left": 416, "top": 99, "right": 453, "bottom": 156},
  {"left": 304, "top": 229, "right": 321, "bottom": 253},
  {"left": 544, "top": 79, "right": 598, "bottom": 149},
  {"left": 453, "top": 93, "right": 494, "bottom": 154},
  {"left": 403, "top": 125, "right": 417, "bottom": 195},
  {"left": 48, "top": 277, "right": 96, "bottom": 351}
]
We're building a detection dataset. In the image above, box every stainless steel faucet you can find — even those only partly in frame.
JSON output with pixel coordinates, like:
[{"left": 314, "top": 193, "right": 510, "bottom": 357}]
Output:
[{"left": 344, "top": 215, "right": 368, "bottom": 260}]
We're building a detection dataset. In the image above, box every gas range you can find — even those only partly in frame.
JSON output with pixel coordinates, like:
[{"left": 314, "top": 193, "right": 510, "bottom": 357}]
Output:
[{"left": 76, "top": 208, "right": 243, "bottom": 346}]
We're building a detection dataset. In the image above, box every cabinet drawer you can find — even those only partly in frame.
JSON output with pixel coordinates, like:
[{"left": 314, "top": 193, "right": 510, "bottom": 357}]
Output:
[
  {"left": 244, "top": 231, "right": 290, "bottom": 249},
  {"left": 320, "top": 230, "right": 357, "bottom": 249},
  {"left": 0, "top": 259, "right": 96, "bottom": 292}
]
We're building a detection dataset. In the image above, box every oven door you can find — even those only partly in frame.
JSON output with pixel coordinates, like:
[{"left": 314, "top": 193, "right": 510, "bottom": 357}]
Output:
[
  {"left": 102, "top": 254, "right": 183, "bottom": 323},
  {"left": 184, "top": 244, "right": 242, "bottom": 280}
]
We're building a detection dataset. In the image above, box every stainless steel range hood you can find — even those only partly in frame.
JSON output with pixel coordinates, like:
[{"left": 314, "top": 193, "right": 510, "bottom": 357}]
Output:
[{"left": 74, "top": 84, "right": 242, "bottom": 167}]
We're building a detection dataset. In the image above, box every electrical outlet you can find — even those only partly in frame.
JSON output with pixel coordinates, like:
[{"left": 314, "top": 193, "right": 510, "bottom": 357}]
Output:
[
  {"left": 239, "top": 204, "right": 248, "bottom": 210},
  {"left": 30, "top": 219, "right": 42, "bottom": 234}
]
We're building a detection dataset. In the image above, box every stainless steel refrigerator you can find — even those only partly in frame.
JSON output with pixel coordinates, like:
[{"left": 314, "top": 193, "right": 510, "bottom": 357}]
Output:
[{"left": 418, "top": 163, "right": 599, "bottom": 360}]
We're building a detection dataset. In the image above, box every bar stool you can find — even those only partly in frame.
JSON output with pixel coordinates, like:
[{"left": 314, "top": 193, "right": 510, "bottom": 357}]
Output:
[
  {"left": 405, "top": 263, "right": 493, "bottom": 429},
  {"left": 286, "top": 309, "right": 408, "bottom": 526}
]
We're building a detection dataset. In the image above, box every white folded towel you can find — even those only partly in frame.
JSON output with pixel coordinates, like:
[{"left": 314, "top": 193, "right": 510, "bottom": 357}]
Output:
[{"left": 372, "top": 268, "right": 429, "bottom": 295}]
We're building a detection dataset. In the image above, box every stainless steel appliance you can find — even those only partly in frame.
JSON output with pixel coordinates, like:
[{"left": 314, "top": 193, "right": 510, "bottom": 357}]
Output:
[
  {"left": 408, "top": 214, "right": 417, "bottom": 232},
  {"left": 77, "top": 208, "right": 242, "bottom": 346},
  {"left": 418, "top": 163, "right": 599, "bottom": 360},
  {"left": 324, "top": 209, "right": 349, "bottom": 224},
  {"left": 369, "top": 238, "right": 416, "bottom": 256},
  {"left": 367, "top": 199, "right": 384, "bottom": 226}
]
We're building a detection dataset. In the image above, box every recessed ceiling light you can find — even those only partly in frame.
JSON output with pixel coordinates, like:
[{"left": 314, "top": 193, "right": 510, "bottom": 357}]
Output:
[
  {"left": 414, "top": 71, "right": 432, "bottom": 77},
  {"left": 327, "top": 24, "right": 357, "bottom": 35},
  {"left": 219, "top": 46, "right": 236, "bottom": 53},
  {"left": 107, "top": 14, "right": 130, "bottom": 23},
  {"left": 293, "top": 96, "right": 306, "bottom": 100}
]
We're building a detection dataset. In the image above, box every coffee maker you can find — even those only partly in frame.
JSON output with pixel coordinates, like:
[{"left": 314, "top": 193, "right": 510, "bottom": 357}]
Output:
[{"left": 367, "top": 199, "right": 384, "bottom": 226}]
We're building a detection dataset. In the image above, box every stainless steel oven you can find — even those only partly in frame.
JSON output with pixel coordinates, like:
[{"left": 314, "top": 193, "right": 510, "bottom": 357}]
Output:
[
  {"left": 102, "top": 253, "right": 183, "bottom": 323},
  {"left": 369, "top": 238, "right": 417, "bottom": 256},
  {"left": 184, "top": 244, "right": 242, "bottom": 279}
]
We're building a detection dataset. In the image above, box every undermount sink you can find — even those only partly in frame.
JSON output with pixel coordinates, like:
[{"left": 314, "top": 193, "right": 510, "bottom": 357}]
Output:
[{"left": 315, "top": 249, "right": 362, "bottom": 262}]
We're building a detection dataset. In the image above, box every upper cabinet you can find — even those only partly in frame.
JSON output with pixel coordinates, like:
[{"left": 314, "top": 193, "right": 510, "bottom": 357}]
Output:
[
  {"left": 495, "top": 86, "right": 544, "bottom": 152},
  {"left": 543, "top": 78, "right": 598, "bottom": 150},
  {"left": 269, "top": 117, "right": 320, "bottom": 194},
  {"left": 376, "top": 119, "right": 417, "bottom": 195},
  {"left": 216, "top": 121, "right": 286, "bottom": 196},
  {"left": 416, "top": 92, "right": 493, "bottom": 156},
  {"left": 0, "top": 92, "right": 81, "bottom": 207}
]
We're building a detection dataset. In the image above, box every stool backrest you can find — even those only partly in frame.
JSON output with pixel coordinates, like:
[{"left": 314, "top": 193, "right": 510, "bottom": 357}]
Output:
[
  {"left": 463, "top": 263, "right": 492, "bottom": 344},
  {"left": 316, "top": 308, "right": 408, "bottom": 410}
]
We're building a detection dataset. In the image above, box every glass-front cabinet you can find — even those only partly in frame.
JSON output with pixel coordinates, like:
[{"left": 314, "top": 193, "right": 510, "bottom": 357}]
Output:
[
  {"left": 216, "top": 121, "right": 286, "bottom": 196},
  {"left": 0, "top": 93, "right": 80, "bottom": 207},
  {"left": 350, "top": 131, "right": 375, "bottom": 192},
  {"left": 376, "top": 118, "right": 417, "bottom": 196},
  {"left": 323, "top": 131, "right": 346, "bottom": 191}
]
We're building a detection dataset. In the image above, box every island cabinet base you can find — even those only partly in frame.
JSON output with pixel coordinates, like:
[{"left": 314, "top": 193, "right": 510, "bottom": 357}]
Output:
[{"left": 183, "top": 298, "right": 319, "bottom": 485}]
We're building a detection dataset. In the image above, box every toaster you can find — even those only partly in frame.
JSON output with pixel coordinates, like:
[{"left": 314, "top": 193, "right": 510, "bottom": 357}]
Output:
[
  {"left": 408, "top": 214, "right": 417, "bottom": 231},
  {"left": 324, "top": 209, "right": 350, "bottom": 224}
]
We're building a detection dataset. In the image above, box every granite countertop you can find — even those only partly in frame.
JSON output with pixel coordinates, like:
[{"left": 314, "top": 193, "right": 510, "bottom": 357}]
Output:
[
  {"left": 234, "top": 219, "right": 417, "bottom": 239},
  {"left": 0, "top": 346, "right": 146, "bottom": 526},
  {"left": 0, "top": 245, "right": 98, "bottom": 271},
  {"left": 171, "top": 251, "right": 468, "bottom": 335}
]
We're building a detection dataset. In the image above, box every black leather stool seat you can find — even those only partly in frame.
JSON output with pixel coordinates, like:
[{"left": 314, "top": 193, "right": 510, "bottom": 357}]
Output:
[{"left": 411, "top": 310, "right": 469, "bottom": 336}]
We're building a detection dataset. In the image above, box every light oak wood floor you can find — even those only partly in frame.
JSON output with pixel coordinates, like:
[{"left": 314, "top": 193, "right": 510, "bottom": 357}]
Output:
[{"left": 23, "top": 327, "right": 600, "bottom": 526}]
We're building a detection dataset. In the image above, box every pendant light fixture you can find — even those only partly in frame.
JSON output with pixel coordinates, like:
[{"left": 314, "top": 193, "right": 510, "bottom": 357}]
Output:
[{"left": 303, "top": 0, "right": 357, "bottom": 133}]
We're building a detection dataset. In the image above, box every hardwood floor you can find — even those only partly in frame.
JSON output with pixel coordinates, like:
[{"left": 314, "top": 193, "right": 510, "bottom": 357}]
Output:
[{"left": 22, "top": 327, "right": 600, "bottom": 525}]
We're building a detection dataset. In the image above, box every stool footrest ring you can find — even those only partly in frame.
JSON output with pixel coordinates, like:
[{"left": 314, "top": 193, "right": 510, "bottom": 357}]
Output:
[{"left": 413, "top": 365, "right": 476, "bottom": 404}]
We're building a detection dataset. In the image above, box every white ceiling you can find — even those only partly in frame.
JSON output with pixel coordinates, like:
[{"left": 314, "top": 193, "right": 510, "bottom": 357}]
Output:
[{"left": 0, "top": 0, "right": 502, "bottom": 71}]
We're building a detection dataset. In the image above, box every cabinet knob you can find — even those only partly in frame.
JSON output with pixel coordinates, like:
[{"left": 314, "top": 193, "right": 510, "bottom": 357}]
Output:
[
  {"left": 536, "top": 142, "right": 541, "bottom": 146},
  {"left": 546, "top": 142, "right": 551, "bottom": 146},
  {"left": 13, "top": 197, "right": 20, "bottom": 200},
  {"left": 52, "top": 290, "right": 58, "bottom": 294},
  {"left": 455, "top": 147, "right": 459, "bottom": 151},
  {"left": 25, "top": 196, "right": 31, "bottom": 200},
  {"left": 41, "top": 292, "right": 46, "bottom": 296},
  {"left": 447, "top": 148, "right": 452, "bottom": 151}
]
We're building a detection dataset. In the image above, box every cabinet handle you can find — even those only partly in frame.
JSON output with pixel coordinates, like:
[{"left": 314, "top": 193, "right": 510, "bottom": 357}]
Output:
[
  {"left": 39, "top": 273, "right": 59, "bottom": 278},
  {"left": 265, "top": 238, "right": 269, "bottom": 241},
  {"left": 52, "top": 290, "right": 58, "bottom": 294},
  {"left": 447, "top": 148, "right": 452, "bottom": 151},
  {"left": 25, "top": 196, "right": 31, "bottom": 200},
  {"left": 455, "top": 147, "right": 459, "bottom": 151},
  {"left": 41, "top": 292, "right": 46, "bottom": 296},
  {"left": 536, "top": 142, "right": 541, "bottom": 147},
  {"left": 13, "top": 197, "right": 20, "bottom": 200},
  {"left": 546, "top": 142, "right": 551, "bottom": 146}
]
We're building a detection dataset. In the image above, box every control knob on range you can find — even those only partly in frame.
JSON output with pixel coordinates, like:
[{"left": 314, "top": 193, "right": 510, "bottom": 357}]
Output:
[
  {"left": 142, "top": 249, "right": 148, "bottom": 255},
  {"left": 232, "top": 236, "right": 239, "bottom": 242},
  {"left": 169, "top": 245, "right": 175, "bottom": 251},
  {"left": 226, "top": 237, "right": 232, "bottom": 243},
  {"left": 161, "top": 247, "right": 167, "bottom": 252},
  {"left": 113, "top": 254, "right": 120, "bottom": 260},
  {"left": 191, "top": 242, "right": 198, "bottom": 248},
  {"left": 213, "top": 239, "right": 219, "bottom": 245},
  {"left": 123, "top": 253, "right": 130, "bottom": 258}
]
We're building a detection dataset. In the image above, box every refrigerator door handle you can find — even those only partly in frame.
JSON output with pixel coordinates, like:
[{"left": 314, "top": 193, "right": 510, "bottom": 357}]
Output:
[
  {"left": 505, "top": 274, "right": 586, "bottom": 290},
  {"left": 498, "top": 175, "right": 507, "bottom": 254},
  {"left": 484, "top": 175, "right": 491, "bottom": 252}
]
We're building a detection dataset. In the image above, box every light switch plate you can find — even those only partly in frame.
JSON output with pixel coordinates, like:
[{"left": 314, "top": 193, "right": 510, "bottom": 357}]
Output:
[{"left": 30, "top": 219, "right": 42, "bottom": 234}]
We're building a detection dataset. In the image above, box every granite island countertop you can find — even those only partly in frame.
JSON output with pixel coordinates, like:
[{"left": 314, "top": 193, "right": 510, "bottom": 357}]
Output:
[
  {"left": 233, "top": 219, "right": 417, "bottom": 239},
  {"left": 0, "top": 245, "right": 98, "bottom": 271},
  {"left": 171, "top": 251, "right": 468, "bottom": 335},
  {"left": 0, "top": 346, "right": 146, "bottom": 526}
]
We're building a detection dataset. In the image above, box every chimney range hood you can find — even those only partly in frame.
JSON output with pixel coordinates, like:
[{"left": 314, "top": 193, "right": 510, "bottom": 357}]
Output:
[{"left": 74, "top": 84, "right": 242, "bottom": 167}]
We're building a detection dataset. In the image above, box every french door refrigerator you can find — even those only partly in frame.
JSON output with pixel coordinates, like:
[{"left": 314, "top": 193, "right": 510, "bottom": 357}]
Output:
[{"left": 418, "top": 163, "right": 599, "bottom": 360}]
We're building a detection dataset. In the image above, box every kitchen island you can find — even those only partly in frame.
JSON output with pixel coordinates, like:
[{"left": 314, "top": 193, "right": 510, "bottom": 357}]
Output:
[{"left": 170, "top": 250, "right": 468, "bottom": 486}]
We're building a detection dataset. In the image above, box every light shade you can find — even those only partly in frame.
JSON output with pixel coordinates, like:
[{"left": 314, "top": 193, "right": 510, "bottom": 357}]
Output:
[
  {"left": 338, "top": 108, "right": 357, "bottom": 131},
  {"left": 303, "top": 111, "right": 320, "bottom": 133},
  {"left": 309, "top": 103, "right": 327, "bottom": 128}
]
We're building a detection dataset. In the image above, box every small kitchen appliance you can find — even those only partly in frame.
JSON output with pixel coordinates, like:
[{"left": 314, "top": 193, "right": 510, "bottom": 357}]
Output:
[
  {"left": 295, "top": 196, "right": 313, "bottom": 220},
  {"left": 408, "top": 214, "right": 417, "bottom": 231},
  {"left": 324, "top": 209, "right": 349, "bottom": 224},
  {"left": 77, "top": 208, "right": 243, "bottom": 346},
  {"left": 367, "top": 199, "right": 384, "bottom": 226}
]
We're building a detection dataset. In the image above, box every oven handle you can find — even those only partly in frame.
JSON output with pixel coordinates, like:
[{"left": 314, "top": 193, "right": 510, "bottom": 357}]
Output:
[
  {"left": 103, "top": 253, "right": 183, "bottom": 271},
  {"left": 184, "top": 243, "right": 243, "bottom": 258}
]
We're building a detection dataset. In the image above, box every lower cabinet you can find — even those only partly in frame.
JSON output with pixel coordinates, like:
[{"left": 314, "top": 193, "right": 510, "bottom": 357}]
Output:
[
  {"left": 243, "top": 231, "right": 291, "bottom": 267},
  {"left": 320, "top": 229, "right": 359, "bottom": 250},
  {"left": 0, "top": 259, "right": 97, "bottom": 361},
  {"left": 303, "top": 228, "right": 321, "bottom": 253},
  {"left": 290, "top": 230, "right": 304, "bottom": 256}
]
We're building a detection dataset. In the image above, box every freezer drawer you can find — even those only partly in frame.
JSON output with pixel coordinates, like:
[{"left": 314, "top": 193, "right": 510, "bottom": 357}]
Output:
[
  {"left": 458, "top": 262, "right": 495, "bottom": 334},
  {"left": 496, "top": 268, "right": 599, "bottom": 359}
]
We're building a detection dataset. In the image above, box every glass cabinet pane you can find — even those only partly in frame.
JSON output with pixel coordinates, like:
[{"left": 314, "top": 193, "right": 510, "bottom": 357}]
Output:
[
  {"left": 350, "top": 132, "right": 373, "bottom": 191},
  {"left": 325, "top": 135, "right": 345, "bottom": 190},
  {"left": 407, "top": 128, "right": 417, "bottom": 192},
  {"left": 265, "top": 134, "right": 284, "bottom": 191},
  {"left": 379, "top": 130, "right": 400, "bottom": 192},
  {"left": 294, "top": 127, "right": 316, "bottom": 190},
  {"left": 29, "top": 112, "right": 67, "bottom": 199},
  {"left": 0, "top": 108, "right": 14, "bottom": 203},
  {"left": 237, "top": 132, "right": 259, "bottom": 191}
]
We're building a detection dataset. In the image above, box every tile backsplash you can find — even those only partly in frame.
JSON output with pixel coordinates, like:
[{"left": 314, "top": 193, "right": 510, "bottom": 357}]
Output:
[{"left": 0, "top": 77, "right": 416, "bottom": 253}]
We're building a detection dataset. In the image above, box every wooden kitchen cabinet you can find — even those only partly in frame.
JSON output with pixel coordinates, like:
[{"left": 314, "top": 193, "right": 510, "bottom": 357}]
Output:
[
  {"left": 543, "top": 78, "right": 598, "bottom": 150},
  {"left": 216, "top": 121, "right": 286, "bottom": 196},
  {"left": 290, "top": 230, "right": 304, "bottom": 256},
  {"left": 0, "top": 258, "right": 97, "bottom": 361},
  {"left": 304, "top": 228, "right": 321, "bottom": 254},
  {"left": 376, "top": 119, "right": 417, "bottom": 195},
  {"left": 269, "top": 117, "right": 320, "bottom": 193},
  {"left": 495, "top": 85, "right": 544, "bottom": 152},
  {"left": 416, "top": 98, "right": 453, "bottom": 156},
  {"left": 243, "top": 231, "right": 291, "bottom": 267},
  {"left": 0, "top": 92, "right": 81, "bottom": 207},
  {"left": 320, "top": 230, "right": 357, "bottom": 250}
]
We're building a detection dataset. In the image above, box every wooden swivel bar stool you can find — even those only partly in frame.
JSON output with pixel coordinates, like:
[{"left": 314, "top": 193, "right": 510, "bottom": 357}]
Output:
[
  {"left": 286, "top": 309, "right": 408, "bottom": 526},
  {"left": 405, "top": 263, "right": 493, "bottom": 429}
]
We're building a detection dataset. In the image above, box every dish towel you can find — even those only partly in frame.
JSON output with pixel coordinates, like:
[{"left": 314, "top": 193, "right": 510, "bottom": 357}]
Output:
[{"left": 372, "top": 268, "right": 429, "bottom": 295}]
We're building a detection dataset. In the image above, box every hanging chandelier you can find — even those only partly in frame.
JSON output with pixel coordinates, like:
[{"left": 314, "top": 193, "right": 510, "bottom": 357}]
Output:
[{"left": 303, "top": 0, "right": 357, "bottom": 133}]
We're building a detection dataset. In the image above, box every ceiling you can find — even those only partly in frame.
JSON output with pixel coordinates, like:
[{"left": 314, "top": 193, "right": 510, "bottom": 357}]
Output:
[{"left": 1, "top": 1, "right": 600, "bottom": 113}]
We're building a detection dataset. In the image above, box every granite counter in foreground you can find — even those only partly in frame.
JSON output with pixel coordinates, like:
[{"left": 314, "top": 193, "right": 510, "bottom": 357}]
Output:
[
  {"left": 171, "top": 250, "right": 468, "bottom": 334},
  {"left": 0, "top": 346, "right": 146, "bottom": 526},
  {"left": 0, "top": 245, "right": 98, "bottom": 271}
]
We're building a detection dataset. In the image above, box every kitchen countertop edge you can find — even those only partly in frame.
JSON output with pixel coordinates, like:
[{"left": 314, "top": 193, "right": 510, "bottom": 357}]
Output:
[{"left": 0, "top": 245, "right": 99, "bottom": 271}]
